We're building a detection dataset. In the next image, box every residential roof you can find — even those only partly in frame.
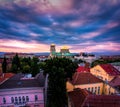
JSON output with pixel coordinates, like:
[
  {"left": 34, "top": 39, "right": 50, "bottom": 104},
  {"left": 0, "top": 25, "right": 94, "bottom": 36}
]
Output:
[
  {"left": 0, "top": 72, "right": 45, "bottom": 89},
  {"left": 76, "top": 66, "right": 90, "bottom": 72},
  {"left": 82, "top": 95, "right": 120, "bottom": 107},
  {"left": 72, "top": 72, "right": 103, "bottom": 85},
  {"left": 100, "top": 64, "right": 120, "bottom": 76},
  {"left": 0, "top": 73, "right": 15, "bottom": 84},
  {"left": 68, "top": 88, "right": 120, "bottom": 107},
  {"left": 68, "top": 88, "right": 89, "bottom": 107},
  {"left": 109, "top": 76, "right": 120, "bottom": 87}
]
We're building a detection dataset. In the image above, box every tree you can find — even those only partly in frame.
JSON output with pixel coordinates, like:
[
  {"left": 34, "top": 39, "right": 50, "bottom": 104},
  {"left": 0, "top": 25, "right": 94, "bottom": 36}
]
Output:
[
  {"left": 31, "top": 57, "right": 40, "bottom": 77},
  {"left": 42, "top": 57, "right": 78, "bottom": 107},
  {"left": 2, "top": 57, "right": 7, "bottom": 73},
  {"left": 23, "top": 65, "right": 31, "bottom": 74},
  {"left": 11, "top": 53, "right": 21, "bottom": 73}
]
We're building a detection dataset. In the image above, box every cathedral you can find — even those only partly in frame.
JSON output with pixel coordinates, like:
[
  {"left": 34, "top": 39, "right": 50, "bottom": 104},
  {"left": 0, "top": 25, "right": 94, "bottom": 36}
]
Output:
[{"left": 49, "top": 44, "right": 72, "bottom": 58}]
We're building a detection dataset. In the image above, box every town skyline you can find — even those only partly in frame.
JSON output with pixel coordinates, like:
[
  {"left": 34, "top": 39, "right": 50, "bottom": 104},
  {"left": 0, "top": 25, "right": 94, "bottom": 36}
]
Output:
[{"left": 0, "top": 0, "right": 120, "bottom": 54}]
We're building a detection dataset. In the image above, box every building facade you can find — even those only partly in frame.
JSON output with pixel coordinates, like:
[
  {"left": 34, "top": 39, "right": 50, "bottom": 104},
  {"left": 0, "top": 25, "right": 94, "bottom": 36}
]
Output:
[
  {"left": 0, "top": 73, "right": 45, "bottom": 107},
  {"left": 71, "top": 72, "right": 104, "bottom": 95},
  {"left": 90, "top": 64, "right": 120, "bottom": 82}
]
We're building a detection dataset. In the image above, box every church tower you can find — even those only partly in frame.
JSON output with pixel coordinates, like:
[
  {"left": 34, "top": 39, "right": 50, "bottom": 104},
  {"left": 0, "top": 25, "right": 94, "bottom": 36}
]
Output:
[{"left": 50, "top": 44, "right": 56, "bottom": 57}]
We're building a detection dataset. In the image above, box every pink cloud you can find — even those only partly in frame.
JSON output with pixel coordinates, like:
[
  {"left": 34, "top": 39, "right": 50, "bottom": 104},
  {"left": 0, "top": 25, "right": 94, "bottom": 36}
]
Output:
[
  {"left": 70, "top": 42, "right": 120, "bottom": 53},
  {"left": 80, "top": 32, "right": 101, "bottom": 39},
  {"left": 0, "top": 39, "right": 49, "bottom": 53}
]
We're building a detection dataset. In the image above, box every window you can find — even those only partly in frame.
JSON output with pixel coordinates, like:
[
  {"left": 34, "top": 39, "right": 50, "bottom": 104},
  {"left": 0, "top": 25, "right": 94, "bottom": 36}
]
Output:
[
  {"left": 11, "top": 97, "right": 14, "bottom": 103},
  {"left": 3, "top": 97, "right": 6, "bottom": 104},
  {"left": 26, "top": 96, "right": 29, "bottom": 102},
  {"left": 35, "top": 95, "right": 38, "bottom": 101},
  {"left": 95, "top": 87, "right": 97, "bottom": 94},
  {"left": 19, "top": 96, "right": 22, "bottom": 103},
  {"left": 22, "top": 96, "right": 25, "bottom": 102},
  {"left": 91, "top": 87, "right": 94, "bottom": 93},
  {"left": 98, "top": 87, "right": 100, "bottom": 94}
]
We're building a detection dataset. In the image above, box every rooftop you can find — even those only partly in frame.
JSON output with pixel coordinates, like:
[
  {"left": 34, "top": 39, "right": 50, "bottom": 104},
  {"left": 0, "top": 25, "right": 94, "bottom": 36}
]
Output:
[
  {"left": 72, "top": 72, "right": 103, "bottom": 85},
  {"left": 76, "top": 66, "right": 90, "bottom": 72},
  {"left": 68, "top": 88, "right": 120, "bottom": 107},
  {"left": 109, "top": 76, "right": 120, "bottom": 87},
  {"left": 0, "top": 72, "right": 45, "bottom": 89},
  {"left": 68, "top": 88, "right": 89, "bottom": 107},
  {"left": 100, "top": 64, "right": 120, "bottom": 76},
  {"left": 0, "top": 73, "right": 15, "bottom": 84},
  {"left": 82, "top": 95, "right": 120, "bottom": 107}
]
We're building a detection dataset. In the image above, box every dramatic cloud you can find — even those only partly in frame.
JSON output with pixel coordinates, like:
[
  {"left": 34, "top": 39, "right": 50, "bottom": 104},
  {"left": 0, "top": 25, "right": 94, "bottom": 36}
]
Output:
[{"left": 0, "top": 0, "right": 120, "bottom": 54}]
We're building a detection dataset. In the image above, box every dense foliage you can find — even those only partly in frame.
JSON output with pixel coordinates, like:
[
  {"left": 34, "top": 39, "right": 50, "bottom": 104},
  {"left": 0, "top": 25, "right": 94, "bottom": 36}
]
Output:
[
  {"left": 91, "top": 58, "right": 120, "bottom": 67},
  {"left": 2, "top": 57, "right": 7, "bottom": 73},
  {"left": 11, "top": 54, "right": 40, "bottom": 76},
  {"left": 41, "top": 57, "right": 78, "bottom": 107}
]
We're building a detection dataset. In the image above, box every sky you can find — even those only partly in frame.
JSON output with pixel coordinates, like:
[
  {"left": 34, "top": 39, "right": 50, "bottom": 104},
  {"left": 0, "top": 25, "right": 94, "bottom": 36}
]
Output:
[{"left": 0, "top": 0, "right": 120, "bottom": 54}]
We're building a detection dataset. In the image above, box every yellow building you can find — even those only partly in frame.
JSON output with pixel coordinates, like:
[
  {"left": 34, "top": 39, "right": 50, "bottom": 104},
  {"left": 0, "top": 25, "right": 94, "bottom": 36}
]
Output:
[
  {"left": 90, "top": 64, "right": 120, "bottom": 82},
  {"left": 71, "top": 72, "right": 104, "bottom": 95},
  {"left": 103, "top": 83, "right": 119, "bottom": 95},
  {"left": 66, "top": 81, "right": 74, "bottom": 92}
]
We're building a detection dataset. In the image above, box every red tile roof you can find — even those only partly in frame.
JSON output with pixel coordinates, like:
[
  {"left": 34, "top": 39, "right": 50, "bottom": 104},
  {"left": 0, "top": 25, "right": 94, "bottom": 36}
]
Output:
[
  {"left": 76, "top": 66, "right": 90, "bottom": 72},
  {"left": 82, "top": 95, "right": 120, "bottom": 107},
  {"left": 109, "top": 76, "right": 120, "bottom": 87},
  {"left": 4, "top": 73, "right": 15, "bottom": 78},
  {"left": 68, "top": 88, "right": 89, "bottom": 107},
  {"left": 72, "top": 72, "right": 103, "bottom": 85},
  {"left": 0, "top": 73, "right": 15, "bottom": 84},
  {"left": 100, "top": 64, "right": 120, "bottom": 76}
]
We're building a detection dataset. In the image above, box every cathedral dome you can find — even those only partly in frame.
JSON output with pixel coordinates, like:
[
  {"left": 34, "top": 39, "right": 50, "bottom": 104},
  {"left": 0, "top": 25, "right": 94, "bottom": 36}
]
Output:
[
  {"left": 51, "top": 44, "right": 55, "bottom": 46},
  {"left": 61, "top": 45, "right": 69, "bottom": 49}
]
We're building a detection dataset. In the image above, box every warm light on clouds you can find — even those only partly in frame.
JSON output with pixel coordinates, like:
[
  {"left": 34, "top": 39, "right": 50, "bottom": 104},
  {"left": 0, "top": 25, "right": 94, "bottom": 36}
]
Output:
[
  {"left": 0, "top": 0, "right": 120, "bottom": 54},
  {"left": 0, "top": 39, "right": 49, "bottom": 53}
]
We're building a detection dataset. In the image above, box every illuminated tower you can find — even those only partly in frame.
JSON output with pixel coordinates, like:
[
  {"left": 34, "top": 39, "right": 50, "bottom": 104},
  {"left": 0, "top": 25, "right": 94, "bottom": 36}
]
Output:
[{"left": 50, "top": 44, "right": 56, "bottom": 57}]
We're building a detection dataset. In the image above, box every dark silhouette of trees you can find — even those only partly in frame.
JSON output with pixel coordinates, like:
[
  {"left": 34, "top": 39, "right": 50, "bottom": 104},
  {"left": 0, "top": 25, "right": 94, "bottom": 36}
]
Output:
[
  {"left": 31, "top": 57, "right": 39, "bottom": 77},
  {"left": 2, "top": 57, "right": 7, "bottom": 73},
  {"left": 11, "top": 54, "right": 21, "bottom": 73},
  {"left": 42, "top": 57, "right": 78, "bottom": 107}
]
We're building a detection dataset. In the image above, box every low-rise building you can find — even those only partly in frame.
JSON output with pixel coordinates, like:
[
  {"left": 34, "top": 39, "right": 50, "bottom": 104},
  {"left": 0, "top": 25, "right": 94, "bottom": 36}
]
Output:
[
  {"left": 0, "top": 72, "right": 45, "bottom": 107},
  {"left": 71, "top": 72, "right": 104, "bottom": 95},
  {"left": 68, "top": 88, "right": 120, "bottom": 107},
  {"left": 90, "top": 64, "right": 120, "bottom": 82}
]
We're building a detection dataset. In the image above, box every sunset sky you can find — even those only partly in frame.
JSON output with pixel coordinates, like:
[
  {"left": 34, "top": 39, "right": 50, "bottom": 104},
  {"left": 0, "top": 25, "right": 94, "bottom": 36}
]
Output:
[{"left": 0, "top": 0, "right": 120, "bottom": 54}]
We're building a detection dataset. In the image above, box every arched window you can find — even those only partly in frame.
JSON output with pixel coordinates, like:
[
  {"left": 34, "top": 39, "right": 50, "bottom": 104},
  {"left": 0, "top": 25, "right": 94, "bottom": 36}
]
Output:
[
  {"left": 22, "top": 96, "right": 25, "bottom": 102},
  {"left": 11, "top": 97, "right": 14, "bottom": 103},
  {"left": 3, "top": 97, "right": 6, "bottom": 104},
  {"left": 35, "top": 95, "right": 38, "bottom": 101},
  {"left": 15, "top": 97, "right": 18, "bottom": 103},
  {"left": 26, "top": 96, "right": 29, "bottom": 102},
  {"left": 19, "top": 96, "right": 22, "bottom": 103}
]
